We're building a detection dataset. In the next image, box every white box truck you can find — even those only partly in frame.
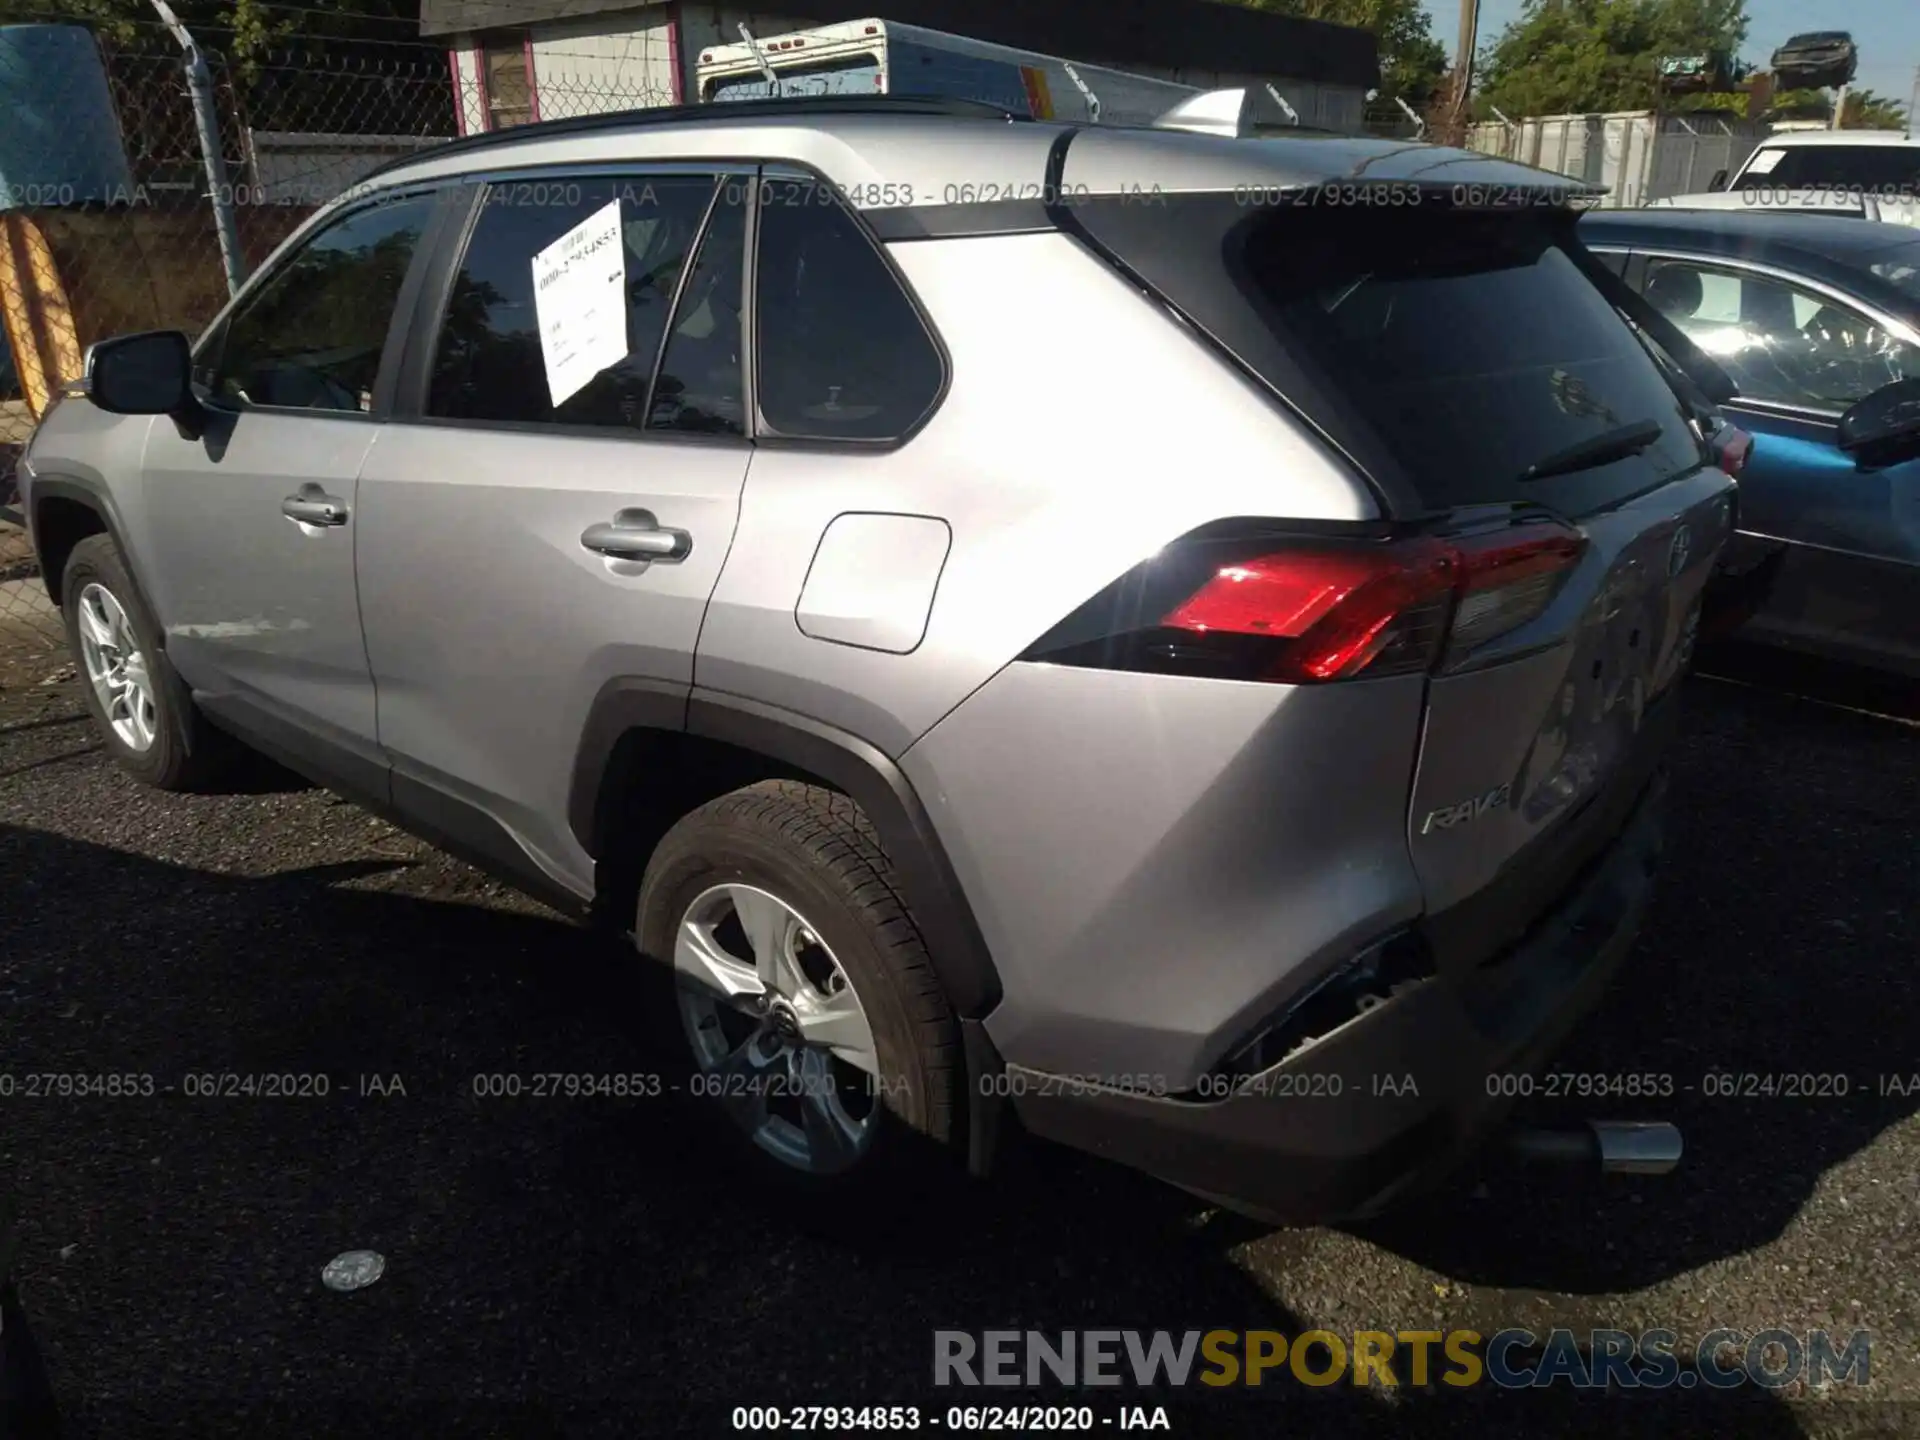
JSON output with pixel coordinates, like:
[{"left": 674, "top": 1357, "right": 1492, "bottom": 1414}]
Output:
[{"left": 693, "top": 18, "right": 1206, "bottom": 128}]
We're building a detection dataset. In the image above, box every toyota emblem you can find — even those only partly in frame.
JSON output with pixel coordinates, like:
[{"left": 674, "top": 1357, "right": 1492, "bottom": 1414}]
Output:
[{"left": 1668, "top": 523, "right": 1694, "bottom": 578}]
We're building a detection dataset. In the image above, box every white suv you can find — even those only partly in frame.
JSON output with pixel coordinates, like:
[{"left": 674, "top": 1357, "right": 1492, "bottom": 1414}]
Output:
[{"left": 1659, "top": 130, "right": 1920, "bottom": 228}]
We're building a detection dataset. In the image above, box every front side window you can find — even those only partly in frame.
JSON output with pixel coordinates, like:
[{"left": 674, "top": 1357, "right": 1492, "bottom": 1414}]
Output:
[
  {"left": 427, "top": 175, "right": 728, "bottom": 431},
  {"left": 1639, "top": 257, "right": 1918, "bottom": 411},
  {"left": 207, "top": 193, "right": 436, "bottom": 414},
  {"left": 753, "top": 177, "right": 945, "bottom": 441}
]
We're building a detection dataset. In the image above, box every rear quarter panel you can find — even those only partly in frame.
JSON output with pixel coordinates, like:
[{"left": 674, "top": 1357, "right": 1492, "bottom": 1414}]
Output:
[{"left": 693, "top": 229, "right": 1378, "bottom": 755}]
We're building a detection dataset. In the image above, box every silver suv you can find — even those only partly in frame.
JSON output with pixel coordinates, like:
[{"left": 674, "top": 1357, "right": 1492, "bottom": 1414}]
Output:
[{"left": 19, "top": 97, "right": 1734, "bottom": 1220}]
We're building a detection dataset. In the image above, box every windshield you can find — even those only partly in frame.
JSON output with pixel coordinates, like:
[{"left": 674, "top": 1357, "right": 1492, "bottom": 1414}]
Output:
[{"left": 1740, "top": 145, "right": 1920, "bottom": 193}]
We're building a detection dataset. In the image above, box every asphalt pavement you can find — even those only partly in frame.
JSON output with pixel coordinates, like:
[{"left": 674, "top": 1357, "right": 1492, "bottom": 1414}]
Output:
[{"left": 0, "top": 639, "right": 1915, "bottom": 1440}]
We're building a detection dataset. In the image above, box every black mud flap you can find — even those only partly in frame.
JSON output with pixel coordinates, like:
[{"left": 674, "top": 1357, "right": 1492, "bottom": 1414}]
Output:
[{"left": 1700, "top": 534, "right": 1789, "bottom": 642}]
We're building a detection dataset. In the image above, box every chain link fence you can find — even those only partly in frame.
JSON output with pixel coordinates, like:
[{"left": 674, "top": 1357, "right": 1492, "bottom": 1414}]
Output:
[
  {"left": 0, "top": 7, "right": 685, "bottom": 646},
  {"left": 1464, "top": 111, "right": 1768, "bottom": 208}
]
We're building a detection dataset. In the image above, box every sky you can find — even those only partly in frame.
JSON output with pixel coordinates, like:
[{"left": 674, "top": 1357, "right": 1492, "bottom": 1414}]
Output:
[{"left": 1423, "top": 0, "right": 1920, "bottom": 112}]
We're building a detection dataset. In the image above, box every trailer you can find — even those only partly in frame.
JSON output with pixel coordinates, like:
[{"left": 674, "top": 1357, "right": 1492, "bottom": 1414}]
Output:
[{"left": 694, "top": 18, "right": 1210, "bottom": 128}]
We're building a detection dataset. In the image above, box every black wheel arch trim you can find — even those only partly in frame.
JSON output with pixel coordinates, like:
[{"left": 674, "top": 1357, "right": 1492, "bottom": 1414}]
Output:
[
  {"left": 21, "top": 474, "right": 153, "bottom": 615},
  {"left": 569, "top": 681, "right": 1003, "bottom": 1020},
  {"left": 566, "top": 676, "right": 692, "bottom": 860},
  {"left": 24, "top": 474, "right": 217, "bottom": 767}
]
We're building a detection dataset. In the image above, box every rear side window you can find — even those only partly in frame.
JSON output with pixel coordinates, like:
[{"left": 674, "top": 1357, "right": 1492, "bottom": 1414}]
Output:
[
  {"left": 427, "top": 175, "right": 729, "bottom": 430},
  {"left": 1639, "top": 257, "right": 1917, "bottom": 410},
  {"left": 650, "top": 181, "right": 747, "bottom": 436},
  {"left": 1072, "top": 196, "right": 1704, "bottom": 517},
  {"left": 753, "top": 178, "right": 944, "bottom": 442}
]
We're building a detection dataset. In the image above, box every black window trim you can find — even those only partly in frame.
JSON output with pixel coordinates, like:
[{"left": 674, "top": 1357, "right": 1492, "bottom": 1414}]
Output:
[
  {"left": 643, "top": 172, "right": 732, "bottom": 432},
  {"left": 1629, "top": 245, "right": 1920, "bottom": 422},
  {"left": 382, "top": 155, "right": 953, "bottom": 452},
  {"left": 748, "top": 161, "right": 952, "bottom": 454},
  {"left": 388, "top": 160, "right": 758, "bottom": 447},
  {"left": 188, "top": 184, "right": 453, "bottom": 426}
]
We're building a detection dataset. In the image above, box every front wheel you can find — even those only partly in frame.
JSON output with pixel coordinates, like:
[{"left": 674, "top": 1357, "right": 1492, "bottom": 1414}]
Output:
[
  {"left": 636, "top": 781, "right": 962, "bottom": 1193},
  {"left": 60, "top": 534, "right": 235, "bottom": 791}
]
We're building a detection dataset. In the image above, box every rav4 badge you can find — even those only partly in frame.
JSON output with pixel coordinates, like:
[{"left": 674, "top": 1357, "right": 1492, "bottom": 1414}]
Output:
[{"left": 1421, "top": 783, "right": 1513, "bottom": 835}]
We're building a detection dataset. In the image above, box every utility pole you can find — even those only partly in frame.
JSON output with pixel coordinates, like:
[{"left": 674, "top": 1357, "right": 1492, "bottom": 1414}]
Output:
[
  {"left": 1452, "top": 0, "right": 1481, "bottom": 138},
  {"left": 1907, "top": 64, "right": 1918, "bottom": 139}
]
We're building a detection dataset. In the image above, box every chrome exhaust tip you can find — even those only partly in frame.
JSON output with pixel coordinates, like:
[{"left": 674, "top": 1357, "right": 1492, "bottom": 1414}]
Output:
[
  {"left": 1590, "top": 1120, "right": 1683, "bottom": 1175},
  {"left": 1506, "top": 1121, "right": 1683, "bottom": 1176}
]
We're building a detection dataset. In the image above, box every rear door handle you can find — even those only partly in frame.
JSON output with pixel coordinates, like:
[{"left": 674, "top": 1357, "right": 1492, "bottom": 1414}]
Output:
[
  {"left": 282, "top": 492, "right": 349, "bottom": 527},
  {"left": 580, "top": 509, "right": 692, "bottom": 563}
]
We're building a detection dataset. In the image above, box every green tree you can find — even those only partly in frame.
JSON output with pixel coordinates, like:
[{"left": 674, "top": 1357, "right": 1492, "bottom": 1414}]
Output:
[
  {"left": 1235, "top": 0, "right": 1451, "bottom": 107},
  {"left": 1838, "top": 89, "right": 1909, "bottom": 130},
  {"left": 0, "top": 0, "right": 419, "bottom": 71},
  {"left": 1768, "top": 87, "right": 1910, "bottom": 129},
  {"left": 1477, "top": 0, "right": 1748, "bottom": 117}
]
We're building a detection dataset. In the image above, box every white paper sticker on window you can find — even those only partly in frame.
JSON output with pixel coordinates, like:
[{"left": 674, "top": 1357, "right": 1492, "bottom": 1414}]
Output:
[
  {"left": 530, "top": 198, "right": 628, "bottom": 408},
  {"left": 1742, "top": 148, "right": 1785, "bottom": 176}
]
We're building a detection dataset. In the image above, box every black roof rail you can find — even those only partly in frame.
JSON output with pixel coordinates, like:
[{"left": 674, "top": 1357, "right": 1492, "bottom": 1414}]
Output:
[{"left": 356, "top": 94, "right": 1029, "bottom": 186}]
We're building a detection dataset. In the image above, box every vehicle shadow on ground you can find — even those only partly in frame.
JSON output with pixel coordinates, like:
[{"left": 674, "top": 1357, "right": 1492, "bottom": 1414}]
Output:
[
  {"left": 0, "top": 816, "right": 1832, "bottom": 1439},
  {"left": 1339, "top": 669, "right": 1919, "bottom": 1296}
]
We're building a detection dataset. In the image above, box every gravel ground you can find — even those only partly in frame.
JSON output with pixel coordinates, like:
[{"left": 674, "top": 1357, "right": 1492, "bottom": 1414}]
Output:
[{"left": 1, "top": 636, "right": 1916, "bottom": 1440}]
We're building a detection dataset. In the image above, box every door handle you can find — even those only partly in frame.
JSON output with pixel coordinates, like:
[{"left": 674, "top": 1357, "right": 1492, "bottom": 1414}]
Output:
[
  {"left": 282, "top": 493, "right": 349, "bottom": 527},
  {"left": 580, "top": 509, "right": 692, "bottom": 563}
]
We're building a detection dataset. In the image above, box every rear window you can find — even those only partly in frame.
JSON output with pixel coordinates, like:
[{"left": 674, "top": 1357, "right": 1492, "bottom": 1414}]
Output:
[
  {"left": 704, "top": 56, "right": 881, "bottom": 102},
  {"left": 1073, "top": 196, "right": 1704, "bottom": 517},
  {"left": 1740, "top": 145, "right": 1920, "bottom": 192}
]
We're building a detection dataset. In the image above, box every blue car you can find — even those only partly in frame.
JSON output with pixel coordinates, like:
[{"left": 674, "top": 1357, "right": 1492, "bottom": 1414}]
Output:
[{"left": 1581, "top": 209, "right": 1920, "bottom": 678}]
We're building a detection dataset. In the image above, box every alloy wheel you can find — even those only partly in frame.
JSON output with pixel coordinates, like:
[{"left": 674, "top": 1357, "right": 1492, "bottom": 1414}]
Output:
[
  {"left": 674, "top": 883, "right": 883, "bottom": 1175},
  {"left": 75, "top": 583, "right": 158, "bottom": 753}
]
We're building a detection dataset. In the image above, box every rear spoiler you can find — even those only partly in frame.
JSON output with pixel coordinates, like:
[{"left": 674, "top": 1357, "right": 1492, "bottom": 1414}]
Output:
[
  {"left": 1153, "top": 86, "right": 1346, "bottom": 137},
  {"left": 1142, "top": 93, "right": 1738, "bottom": 407}
]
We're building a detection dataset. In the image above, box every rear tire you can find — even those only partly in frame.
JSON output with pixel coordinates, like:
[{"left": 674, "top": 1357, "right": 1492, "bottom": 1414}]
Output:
[
  {"left": 60, "top": 534, "right": 238, "bottom": 792},
  {"left": 636, "top": 780, "right": 963, "bottom": 1200}
]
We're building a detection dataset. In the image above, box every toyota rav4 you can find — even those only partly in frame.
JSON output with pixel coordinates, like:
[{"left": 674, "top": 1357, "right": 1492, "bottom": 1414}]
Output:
[{"left": 17, "top": 96, "right": 1735, "bottom": 1221}]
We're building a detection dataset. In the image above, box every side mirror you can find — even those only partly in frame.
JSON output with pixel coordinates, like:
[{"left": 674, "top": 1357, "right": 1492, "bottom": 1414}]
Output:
[
  {"left": 85, "top": 331, "right": 205, "bottom": 437},
  {"left": 1706, "top": 169, "right": 1729, "bottom": 193},
  {"left": 1837, "top": 376, "right": 1920, "bottom": 470}
]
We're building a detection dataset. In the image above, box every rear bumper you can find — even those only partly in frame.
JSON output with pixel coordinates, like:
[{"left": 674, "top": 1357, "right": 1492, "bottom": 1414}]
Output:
[{"left": 1006, "top": 751, "right": 1670, "bottom": 1224}]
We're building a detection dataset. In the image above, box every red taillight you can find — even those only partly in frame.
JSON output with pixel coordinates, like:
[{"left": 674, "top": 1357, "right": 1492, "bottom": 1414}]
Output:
[
  {"left": 1445, "top": 526, "right": 1588, "bottom": 662},
  {"left": 1714, "top": 425, "right": 1752, "bottom": 478},
  {"left": 1028, "top": 521, "right": 1589, "bottom": 685},
  {"left": 1161, "top": 542, "right": 1458, "bottom": 681}
]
